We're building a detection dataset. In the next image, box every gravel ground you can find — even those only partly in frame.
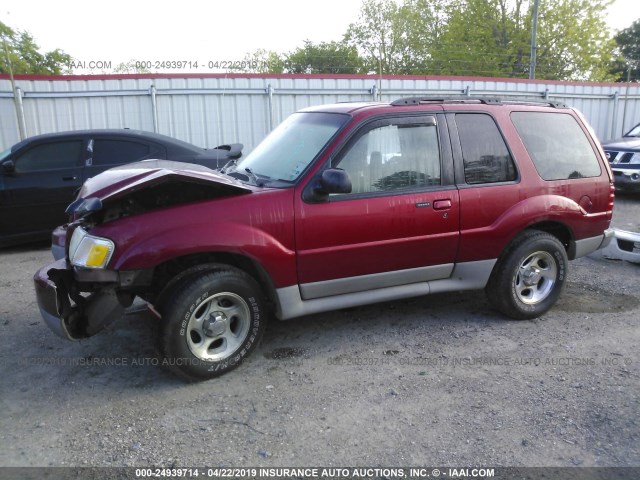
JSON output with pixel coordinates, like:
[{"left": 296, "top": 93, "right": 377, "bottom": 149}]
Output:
[{"left": 0, "top": 194, "right": 638, "bottom": 469}]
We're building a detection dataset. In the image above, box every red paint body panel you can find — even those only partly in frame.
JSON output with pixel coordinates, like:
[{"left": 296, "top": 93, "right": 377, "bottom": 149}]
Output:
[
  {"left": 92, "top": 188, "right": 297, "bottom": 287},
  {"left": 294, "top": 189, "right": 460, "bottom": 284}
]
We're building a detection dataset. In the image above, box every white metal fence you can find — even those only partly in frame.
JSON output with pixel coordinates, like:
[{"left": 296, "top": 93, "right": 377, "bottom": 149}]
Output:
[{"left": 1, "top": 74, "right": 639, "bottom": 153}]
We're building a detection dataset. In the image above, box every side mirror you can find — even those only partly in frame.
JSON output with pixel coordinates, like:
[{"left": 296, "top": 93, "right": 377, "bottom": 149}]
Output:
[
  {"left": 1, "top": 159, "right": 15, "bottom": 174},
  {"left": 304, "top": 168, "right": 352, "bottom": 203},
  {"left": 319, "top": 168, "right": 352, "bottom": 194}
]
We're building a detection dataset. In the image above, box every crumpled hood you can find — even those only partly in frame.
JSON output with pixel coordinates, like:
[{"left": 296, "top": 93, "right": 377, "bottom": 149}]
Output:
[
  {"left": 77, "top": 159, "right": 253, "bottom": 202},
  {"left": 601, "top": 136, "right": 640, "bottom": 151}
]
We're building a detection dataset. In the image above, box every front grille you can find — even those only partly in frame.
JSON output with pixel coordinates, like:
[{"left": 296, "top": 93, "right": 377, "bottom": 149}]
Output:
[
  {"left": 604, "top": 150, "right": 634, "bottom": 164},
  {"left": 619, "top": 152, "right": 634, "bottom": 164}
]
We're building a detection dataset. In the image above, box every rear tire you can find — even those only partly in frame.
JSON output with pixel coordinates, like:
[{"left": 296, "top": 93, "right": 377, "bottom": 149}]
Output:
[
  {"left": 486, "top": 230, "right": 567, "bottom": 320},
  {"left": 159, "top": 268, "right": 266, "bottom": 381}
]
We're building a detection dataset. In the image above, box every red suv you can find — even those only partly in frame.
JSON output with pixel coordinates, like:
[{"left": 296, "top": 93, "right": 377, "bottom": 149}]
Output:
[{"left": 34, "top": 97, "right": 615, "bottom": 380}]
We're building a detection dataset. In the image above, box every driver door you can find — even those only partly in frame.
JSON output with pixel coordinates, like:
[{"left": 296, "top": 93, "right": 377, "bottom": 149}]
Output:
[{"left": 294, "top": 114, "right": 460, "bottom": 299}]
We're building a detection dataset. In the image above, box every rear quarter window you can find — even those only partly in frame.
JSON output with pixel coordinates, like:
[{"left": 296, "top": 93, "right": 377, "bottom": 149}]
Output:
[
  {"left": 455, "top": 113, "right": 517, "bottom": 185},
  {"left": 511, "top": 112, "right": 601, "bottom": 180},
  {"left": 92, "top": 139, "right": 151, "bottom": 166}
]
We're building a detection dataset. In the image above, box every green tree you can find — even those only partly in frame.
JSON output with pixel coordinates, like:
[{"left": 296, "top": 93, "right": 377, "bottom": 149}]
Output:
[
  {"left": 1, "top": 21, "right": 72, "bottom": 75},
  {"left": 401, "top": 0, "right": 451, "bottom": 73},
  {"left": 431, "top": 0, "right": 615, "bottom": 81},
  {"left": 344, "top": 0, "right": 416, "bottom": 74},
  {"left": 534, "top": 0, "right": 615, "bottom": 80},
  {"left": 284, "top": 40, "right": 364, "bottom": 74},
  {"left": 237, "top": 49, "right": 285, "bottom": 73},
  {"left": 610, "top": 19, "right": 640, "bottom": 81},
  {"left": 430, "top": 0, "right": 530, "bottom": 77}
]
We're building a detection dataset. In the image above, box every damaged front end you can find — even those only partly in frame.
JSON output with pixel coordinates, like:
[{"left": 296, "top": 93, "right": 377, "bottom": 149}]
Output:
[
  {"left": 34, "top": 224, "right": 134, "bottom": 340},
  {"left": 34, "top": 260, "right": 126, "bottom": 340},
  {"left": 35, "top": 160, "right": 253, "bottom": 340}
]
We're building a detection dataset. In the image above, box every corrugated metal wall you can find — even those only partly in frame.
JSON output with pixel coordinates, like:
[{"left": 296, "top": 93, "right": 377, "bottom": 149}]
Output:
[{"left": 1, "top": 74, "right": 639, "bottom": 153}]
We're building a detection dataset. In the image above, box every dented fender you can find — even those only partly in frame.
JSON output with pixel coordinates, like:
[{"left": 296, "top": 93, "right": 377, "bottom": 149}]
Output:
[{"left": 87, "top": 187, "right": 298, "bottom": 288}]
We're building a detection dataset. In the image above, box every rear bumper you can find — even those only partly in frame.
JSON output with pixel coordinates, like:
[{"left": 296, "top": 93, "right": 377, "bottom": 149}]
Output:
[{"left": 569, "top": 228, "right": 615, "bottom": 259}]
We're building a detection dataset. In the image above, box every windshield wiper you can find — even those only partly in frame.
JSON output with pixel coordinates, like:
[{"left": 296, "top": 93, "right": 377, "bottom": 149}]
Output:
[
  {"left": 218, "top": 159, "right": 237, "bottom": 174},
  {"left": 244, "top": 168, "right": 267, "bottom": 187}
]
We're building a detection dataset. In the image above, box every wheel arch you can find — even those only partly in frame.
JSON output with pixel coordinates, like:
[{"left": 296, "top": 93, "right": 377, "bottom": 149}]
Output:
[
  {"left": 148, "top": 251, "right": 279, "bottom": 314},
  {"left": 489, "top": 222, "right": 572, "bottom": 280},
  {"left": 523, "top": 221, "right": 573, "bottom": 251}
]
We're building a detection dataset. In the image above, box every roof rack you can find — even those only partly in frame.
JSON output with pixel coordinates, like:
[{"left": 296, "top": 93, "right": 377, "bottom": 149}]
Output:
[
  {"left": 390, "top": 96, "right": 568, "bottom": 109},
  {"left": 390, "top": 96, "right": 501, "bottom": 106}
]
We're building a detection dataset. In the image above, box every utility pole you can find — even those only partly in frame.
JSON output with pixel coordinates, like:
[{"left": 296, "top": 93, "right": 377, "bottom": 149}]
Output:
[{"left": 529, "top": 0, "right": 540, "bottom": 80}]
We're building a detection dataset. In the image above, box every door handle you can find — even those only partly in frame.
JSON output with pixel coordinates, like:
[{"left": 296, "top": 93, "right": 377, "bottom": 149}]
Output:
[
  {"left": 433, "top": 199, "right": 452, "bottom": 210},
  {"left": 62, "top": 176, "right": 78, "bottom": 181}
]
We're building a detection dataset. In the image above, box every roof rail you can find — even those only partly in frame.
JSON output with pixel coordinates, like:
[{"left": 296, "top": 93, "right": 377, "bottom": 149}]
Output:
[
  {"left": 390, "top": 96, "right": 568, "bottom": 109},
  {"left": 390, "top": 96, "right": 501, "bottom": 106}
]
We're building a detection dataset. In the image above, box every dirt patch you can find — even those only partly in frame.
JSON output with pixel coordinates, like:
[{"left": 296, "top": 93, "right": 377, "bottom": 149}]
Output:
[{"left": 556, "top": 281, "right": 640, "bottom": 313}]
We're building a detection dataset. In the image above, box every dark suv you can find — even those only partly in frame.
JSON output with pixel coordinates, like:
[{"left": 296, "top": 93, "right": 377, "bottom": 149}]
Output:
[
  {"left": 34, "top": 97, "right": 615, "bottom": 381},
  {"left": 601, "top": 122, "right": 640, "bottom": 192}
]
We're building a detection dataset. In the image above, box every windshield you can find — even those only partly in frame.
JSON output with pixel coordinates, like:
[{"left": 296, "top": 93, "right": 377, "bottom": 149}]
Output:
[
  {"left": 233, "top": 112, "right": 349, "bottom": 185},
  {"left": 625, "top": 123, "right": 640, "bottom": 137}
]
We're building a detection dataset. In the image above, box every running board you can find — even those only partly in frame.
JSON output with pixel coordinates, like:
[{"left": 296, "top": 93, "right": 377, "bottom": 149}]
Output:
[{"left": 275, "top": 259, "right": 496, "bottom": 320}]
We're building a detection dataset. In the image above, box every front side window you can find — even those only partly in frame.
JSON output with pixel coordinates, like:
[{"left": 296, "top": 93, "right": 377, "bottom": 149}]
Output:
[
  {"left": 511, "top": 112, "right": 601, "bottom": 180},
  {"left": 14, "top": 141, "right": 83, "bottom": 173},
  {"left": 334, "top": 121, "right": 441, "bottom": 194},
  {"left": 456, "top": 114, "right": 516, "bottom": 185}
]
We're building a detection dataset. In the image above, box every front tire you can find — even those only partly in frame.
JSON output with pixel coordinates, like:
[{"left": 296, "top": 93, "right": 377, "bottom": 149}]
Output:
[
  {"left": 486, "top": 230, "right": 568, "bottom": 320},
  {"left": 160, "top": 268, "right": 266, "bottom": 381}
]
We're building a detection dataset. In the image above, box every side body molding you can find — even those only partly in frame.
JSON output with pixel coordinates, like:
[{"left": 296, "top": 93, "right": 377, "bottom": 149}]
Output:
[{"left": 276, "top": 259, "right": 496, "bottom": 320}]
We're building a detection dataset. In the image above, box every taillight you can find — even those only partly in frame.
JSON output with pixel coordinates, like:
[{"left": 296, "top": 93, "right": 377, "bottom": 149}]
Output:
[{"left": 607, "top": 183, "right": 615, "bottom": 220}]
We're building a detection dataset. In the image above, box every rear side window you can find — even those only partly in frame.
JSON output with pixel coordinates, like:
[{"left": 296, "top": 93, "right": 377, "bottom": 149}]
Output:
[
  {"left": 456, "top": 114, "right": 516, "bottom": 184},
  {"left": 511, "top": 112, "right": 601, "bottom": 180},
  {"left": 92, "top": 140, "right": 151, "bottom": 166},
  {"left": 14, "top": 141, "right": 83, "bottom": 172}
]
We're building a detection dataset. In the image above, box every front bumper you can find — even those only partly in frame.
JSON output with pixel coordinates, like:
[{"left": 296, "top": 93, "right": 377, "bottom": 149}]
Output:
[
  {"left": 33, "top": 260, "right": 125, "bottom": 340},
  {"left": 612, "top": 168, "right": 640, "bottom": 191},
  {"left": 34, "top": 259, "right": 73, "bottom": 339}
]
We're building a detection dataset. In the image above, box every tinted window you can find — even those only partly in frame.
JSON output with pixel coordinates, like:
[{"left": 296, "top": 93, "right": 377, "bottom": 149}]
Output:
[
  {"left": 92, "top": 140, "right": 150, "bottom": 166},
  {"left": 335, "top": 122, "right": 441, "bottom": 194},
  {"left": 14, "top": 141, "right": 83, "bottom": 173},
  {"left": 456, "top": 114, "right": 516, "bottom": 184},
  {"left": 511, "top": 112, "right": 601, "bottom": 180}
]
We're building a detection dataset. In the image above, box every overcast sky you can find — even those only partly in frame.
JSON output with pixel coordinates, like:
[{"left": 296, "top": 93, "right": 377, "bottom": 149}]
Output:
[{"left": 2, "top": 0, "right": 638, "bottom": 74}]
